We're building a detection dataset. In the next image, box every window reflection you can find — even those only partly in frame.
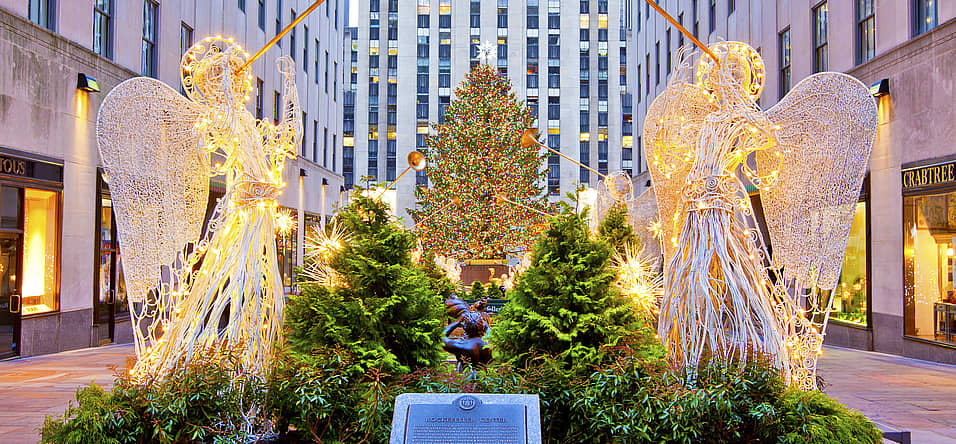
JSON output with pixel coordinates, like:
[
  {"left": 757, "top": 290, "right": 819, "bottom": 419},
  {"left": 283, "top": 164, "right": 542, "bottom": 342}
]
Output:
[
  {"left": 820, "top": 202, "right": 868, "bottom": 325},
  {"left": 904, "top": 192, "right": 956, "bottom": 344},
  {"left": 22, "top": 189, "right": 58, "bottom": 314}
]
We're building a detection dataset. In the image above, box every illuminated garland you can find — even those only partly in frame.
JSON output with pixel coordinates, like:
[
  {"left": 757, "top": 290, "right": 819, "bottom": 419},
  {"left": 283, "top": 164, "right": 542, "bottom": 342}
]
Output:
[{"left": 410, "top": 66, "right": 549, "bottom": 259}]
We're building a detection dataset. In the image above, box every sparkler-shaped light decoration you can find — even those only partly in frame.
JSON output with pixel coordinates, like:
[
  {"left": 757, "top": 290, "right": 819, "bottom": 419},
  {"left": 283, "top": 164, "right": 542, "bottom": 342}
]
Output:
[
  {"left": 611, "top": 245, "right": 663, "bottom": 317},
  {"left": 301, "top": 221, "right": 349, "bottom": 288}
]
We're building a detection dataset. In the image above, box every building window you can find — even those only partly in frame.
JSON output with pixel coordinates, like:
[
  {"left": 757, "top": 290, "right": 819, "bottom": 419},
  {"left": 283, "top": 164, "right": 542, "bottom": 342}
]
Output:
[
  {"left": 93, "top": 0, "right": 112, "bottom": 58},
  {"left": 275, "top": 0, "right": 282, "bottom": 47},
  {"left": 655, "top": 41, "right": 660, "bottom": 84},
  {"left": 778, "top": 28, "right": 791, "bottom": 98},
  {"left": 325, "top": 51, "right": 329, "bottom": 93},
  {"left": 239, "top": 0, "right": 245, "bottom": 12},
  {"left": 708, "top": 0, "right": 716, "bottom": 34},
  {"left": 301, "top": 112, "right": 308, "bottom": 156},
  {"left": 22, "top": 188, "right": 60, "bottom": 314},
  {"left": 180, "top": 23, "right": 193, "bottom": 56},
  {"left": 903, "top": 187, "right": 956, "bottom": 345},
  {"left": 813, "top": 200, "right": 869, "bottom": 326},
  {"left": 367, "top": 139, "right": 379, "bottom": 180},
  {"left": 857, "top": 0, "right": 876, "bottom": 64},
  {"left": 274, "top": 91, "right": 281, "bottom": 124},
  {"left": 323, "top": 127, "right": 329, "bottom": 167},
  {"left": 290, "top": 10, "right": 297, "bottom": 61},
  {"left": 812, "top": 2, "right": 828, "bottom": 73},
  {"left": 141, "top": 0, "right": 158, "bottom": 78},
  {"left": 258, "top": 0, "right": 265, "bottom": 30},
  {"left": 29, "top": 0, "right": 55, "bottom": 30},
  {"left": 315, "top": 40, "right": 320, "bottom": 83},
  {"left": 914, "top": 0, "right": 937, "bottom": 35},
  {"left": 728, "top": 0, "right": 735, "bottom": 15},
  {"left": 179, "top": 23, "right": 192, "bottom": 94},
  {"left": 303, "top": 26, "right": 309, "bottom": 70},
  {"left": 692, "top": 0, "right": 699, "bottom": 38},
  {"left": 665, "top": 29, "right": 672, "bottom": 73},
  {"left": 256, "top": 78, "right": 264, "bottom": 119}
]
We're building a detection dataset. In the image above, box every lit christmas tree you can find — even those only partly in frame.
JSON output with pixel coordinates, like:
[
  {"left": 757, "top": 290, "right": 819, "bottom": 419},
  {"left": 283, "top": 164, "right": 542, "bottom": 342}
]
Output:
[{"left": 410, "top": 65, "right": 548, "bottom": 260}]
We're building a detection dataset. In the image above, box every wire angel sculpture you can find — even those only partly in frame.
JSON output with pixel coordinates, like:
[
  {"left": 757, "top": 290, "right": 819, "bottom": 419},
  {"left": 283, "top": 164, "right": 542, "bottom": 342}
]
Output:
[
  {"left": 644, "top": 42, "right": 877, "bottom": 389},
  {"left": 96, "top": 37, "right": 300, "bottom": 380}
]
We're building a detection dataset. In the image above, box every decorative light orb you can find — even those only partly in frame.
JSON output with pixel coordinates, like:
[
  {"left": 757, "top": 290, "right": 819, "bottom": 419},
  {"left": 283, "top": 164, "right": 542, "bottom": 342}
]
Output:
[{"left": 603, "top": 170, "right": 634, "bottom": 202}]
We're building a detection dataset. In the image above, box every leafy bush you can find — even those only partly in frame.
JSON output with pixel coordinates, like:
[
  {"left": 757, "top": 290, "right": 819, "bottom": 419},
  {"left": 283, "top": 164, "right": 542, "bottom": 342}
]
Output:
[
  {"left": 469, "top": 279, "right": 485, "bottom": 300},
  {"left": 489, "top": 207, "right": 641, "bottom": 373},
  {"left": 41, "top": 349, "right": 265, "bottom": 444},
  {"left": 286, "top": 193, "right": 444, "bottom": 377}
]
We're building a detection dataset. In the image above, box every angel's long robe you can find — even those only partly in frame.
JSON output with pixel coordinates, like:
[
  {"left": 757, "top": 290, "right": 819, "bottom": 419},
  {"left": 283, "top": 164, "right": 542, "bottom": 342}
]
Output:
[{"left": 657, "top": 110, "right": 788, "bottom": 378}]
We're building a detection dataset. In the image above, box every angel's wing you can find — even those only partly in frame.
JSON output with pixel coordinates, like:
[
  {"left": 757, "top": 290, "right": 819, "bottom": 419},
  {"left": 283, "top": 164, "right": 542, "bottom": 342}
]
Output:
[
  {"left": 626, "top": 187, "right": 663, "bottom": 264},
  {"left": 642, "top": 81, "right": 717, "bottom": 260},
  {"left": 96, "top": 77, "right": 209, "bottom": 302},
  {"left": 758, "top": 73, "right": 877, "bottom": 290}
]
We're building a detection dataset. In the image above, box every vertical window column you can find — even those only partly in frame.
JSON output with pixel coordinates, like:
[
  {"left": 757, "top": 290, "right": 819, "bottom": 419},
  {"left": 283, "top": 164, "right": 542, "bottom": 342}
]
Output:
[
  {"left": 141, "top": 0, "right": 159, "bottom": 77},
  {"left": 856, "top": 0, "right": 876, "bottom": 64},
  {"left": 93, "top": 0, "right": 112, "bottom": 58},
  {"left": 343, "top": 28, "right": 356, "bottom": 189},
  {"left": 813, "top": 3, "right": 828, "bottom": 73},
  {"left": 778, "top": 28, "right": 791, "bottom": 98}
]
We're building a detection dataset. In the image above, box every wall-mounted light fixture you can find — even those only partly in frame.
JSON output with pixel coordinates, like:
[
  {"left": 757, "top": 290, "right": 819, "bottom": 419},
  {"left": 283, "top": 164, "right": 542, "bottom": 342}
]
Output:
[
  {"left": 322, "top": 178, "right": 328, "bottom": 185},
  {"left": 869, "top": 79, "right": 889, "bottom": 97},
  {"left": 299, "top": 168, "right": 307, "bottom": 177},
  {"left": 77, "top": 73, "right": 100, "bottom": 92}
]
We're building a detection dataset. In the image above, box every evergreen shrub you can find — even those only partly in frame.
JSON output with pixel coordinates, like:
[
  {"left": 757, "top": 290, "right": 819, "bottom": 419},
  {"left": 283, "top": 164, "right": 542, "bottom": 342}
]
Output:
[
  {"left": 489, "top": 207, "right": 642, "bottom": 373},
  {"left": 285, "top": 193, "right": 444, "bottom": 377}
]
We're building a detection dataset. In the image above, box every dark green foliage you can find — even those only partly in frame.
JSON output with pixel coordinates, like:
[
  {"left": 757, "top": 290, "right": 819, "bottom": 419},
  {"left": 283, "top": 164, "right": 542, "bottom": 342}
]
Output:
[
  {"left": 485, "top": 283, "right": 505, "bottom": 299},
  {"left": 418, "top": 251, "right": 456, "bottom": 299},
  {"left": 598, "top": 202, "right": 639, "bottom": 254},
  {"left": 775, "top": 388, "right": 883, "bottom": 444},
  {"left": 286, "top": 193, "right": 444, "bottom": 377},
  {"left": 489, "top": 207, "right": 640, "bottom": 373},
  {"left": 266, "top": 347, "right": 396, "bottom": 443},
  {"left": 41, "top": 350, "right": 265, "bottom": 444},
  {"left": 469, "top": 280, "right": 485, "bottom": 299}
]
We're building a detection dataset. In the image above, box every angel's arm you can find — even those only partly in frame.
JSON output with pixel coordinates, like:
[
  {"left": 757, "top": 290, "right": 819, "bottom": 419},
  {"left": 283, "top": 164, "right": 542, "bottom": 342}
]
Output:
[{"left": 268, "top": 56, "right": 302, "bottom": 156}]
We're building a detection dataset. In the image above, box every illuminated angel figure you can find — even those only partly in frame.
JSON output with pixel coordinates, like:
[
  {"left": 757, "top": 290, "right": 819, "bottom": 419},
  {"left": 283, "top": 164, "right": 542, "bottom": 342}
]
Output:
[
  {"left": 96, "top": 37, "right": 300, "bottom": 379},
  {"left": 644, "top": 42, "right": 877, "bottom": 389}
]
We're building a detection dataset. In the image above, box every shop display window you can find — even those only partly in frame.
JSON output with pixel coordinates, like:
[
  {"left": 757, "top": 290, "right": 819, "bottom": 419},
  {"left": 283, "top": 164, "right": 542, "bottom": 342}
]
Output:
[
  {"left": 904, "top": 191, "right": 956, "bottom": 344},
  {"left": 22, "top": 188, "right": 59, "bottom": 314},
  {"left": 816, "top": 202, "right": 869, "bottom": 326}
]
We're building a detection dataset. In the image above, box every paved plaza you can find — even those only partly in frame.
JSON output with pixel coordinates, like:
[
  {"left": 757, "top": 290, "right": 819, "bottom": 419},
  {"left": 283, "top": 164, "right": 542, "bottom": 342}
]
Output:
[{"left": 0, "top": 344, "right": 954, "bottom": 443}]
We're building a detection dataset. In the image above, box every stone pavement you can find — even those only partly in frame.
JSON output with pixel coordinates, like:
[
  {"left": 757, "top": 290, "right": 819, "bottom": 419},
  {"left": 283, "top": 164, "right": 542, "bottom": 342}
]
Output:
[
  {"left": 0, "top": 343, "right": 134, "bottom": 444},
  {"left": 818, "top": 346, "right": 956, "bottom": 444},
  {"left": 0, "top": 343, "right": 954, "bottom": 443}
]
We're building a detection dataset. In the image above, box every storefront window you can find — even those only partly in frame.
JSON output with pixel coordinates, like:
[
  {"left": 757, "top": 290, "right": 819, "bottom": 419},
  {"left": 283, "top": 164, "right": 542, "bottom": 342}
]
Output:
[
  {"left": 22, "top": 188, "right": 58, "bottom": 314},
  {"left": 823, "top": 202, "right": 868, "bottom": 326},
  {"left": 904, "top": 191, "right": 956, "bottom": 344}
]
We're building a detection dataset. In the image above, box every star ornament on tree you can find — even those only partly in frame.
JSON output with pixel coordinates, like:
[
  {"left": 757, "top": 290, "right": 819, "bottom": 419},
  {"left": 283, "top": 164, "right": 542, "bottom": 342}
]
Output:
[{"left": 477, "top": 40, "right": 497, "bottom": 66}]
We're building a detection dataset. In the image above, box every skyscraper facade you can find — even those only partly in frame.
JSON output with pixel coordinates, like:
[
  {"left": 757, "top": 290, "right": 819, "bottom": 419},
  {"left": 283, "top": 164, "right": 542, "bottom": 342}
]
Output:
[{"left": 346, "top": 0, "right": 635, "bottom": 225}]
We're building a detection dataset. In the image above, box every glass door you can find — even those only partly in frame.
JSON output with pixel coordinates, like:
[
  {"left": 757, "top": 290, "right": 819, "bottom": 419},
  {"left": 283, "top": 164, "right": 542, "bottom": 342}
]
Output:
[
  {"left": 0, "top": 232, "right": 20, "bottom": 358},
  {"left": 95, "top": 196, "right": 127, "bottom": 345}
]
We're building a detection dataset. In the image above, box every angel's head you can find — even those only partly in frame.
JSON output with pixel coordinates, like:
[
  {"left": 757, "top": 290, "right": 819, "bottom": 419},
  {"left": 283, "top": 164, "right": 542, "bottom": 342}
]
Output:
[
  {"left": 181, "top": 37, "right": 254, "bottom": 108},
  {"left": 696, "top": 42, "right": 765, "bottom": 103}
]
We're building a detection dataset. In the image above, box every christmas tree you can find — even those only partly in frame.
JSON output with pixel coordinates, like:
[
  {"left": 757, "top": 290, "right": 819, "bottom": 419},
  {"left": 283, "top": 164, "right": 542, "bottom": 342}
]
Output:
[{"left": 410, "top": 65, "right": 549, "bottom": 260}]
